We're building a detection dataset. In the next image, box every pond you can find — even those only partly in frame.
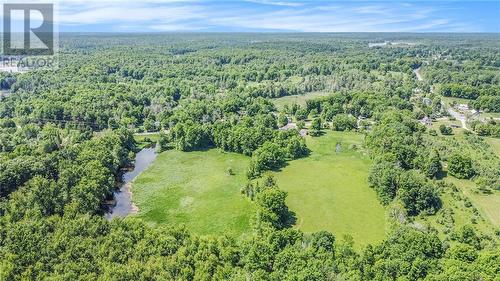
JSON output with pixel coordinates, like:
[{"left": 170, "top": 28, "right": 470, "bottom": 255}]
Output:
[{"left": 105, "top": 148, "right": 157, "bottom": 220}]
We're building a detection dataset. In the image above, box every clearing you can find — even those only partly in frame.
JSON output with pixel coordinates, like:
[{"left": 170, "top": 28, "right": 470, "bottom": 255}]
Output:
[
  {"left": 132, "top": 149, "right": 255, "bottom": 237},
  {"left": 485, "top": 137, "right": 500, "bottom": 157},
  {"left": 273, "top": 91, "right": 332, "bottom": 110},
  {"left": 273, "top": 131, "right": 387, "bottom": 248},
  {"left": 446, "top": 177, "right": 500, "bottom": 228}
]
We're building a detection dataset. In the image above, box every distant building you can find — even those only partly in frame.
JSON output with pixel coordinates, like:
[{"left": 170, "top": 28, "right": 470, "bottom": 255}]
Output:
[
  {"left": 419, "top": 116, "right": 432, "bottom": 126},
  {"left": 456, "top": 104, "right": 469, "bottom": 111},
  {"left": 279, "top": 122, "right": 297, "bottom": 131},
  {"left": 422, "top": 97, "right": 432, "bottom": 106}
]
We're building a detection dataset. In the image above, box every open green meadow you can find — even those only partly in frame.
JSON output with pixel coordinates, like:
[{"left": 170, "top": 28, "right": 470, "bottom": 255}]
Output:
[
  {"left": 431, "top": 119, "right": 464, "bottom": 135},
  {"left": 132, "top": 149, "right": 255, "bottom": 237},
  {"left": 273, "top": 131, "right": 387, "bottom": 247},
  {"left": 273, "top": 91, "right": 332, "bottom": 110},
  {"left": 131, "top": 131, "right": 387, "bottom": 246},
  {"left": 418, "top": 175, "right": 499, "bottom": 242}
]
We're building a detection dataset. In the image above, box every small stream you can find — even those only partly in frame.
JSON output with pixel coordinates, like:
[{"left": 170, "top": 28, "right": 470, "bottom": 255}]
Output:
[{"left": 105, "top": 148, "right": 157, "bottom": 220}]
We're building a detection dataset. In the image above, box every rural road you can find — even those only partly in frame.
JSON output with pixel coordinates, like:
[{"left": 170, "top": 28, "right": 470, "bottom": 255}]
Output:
[
  {"left": 414, "top": 65, "right": 469, "bottom": 130},
  {"left": 444, "top": 103, "right": 469, "bottom": 130},
  {"left": 413, "top": 67, "right": 423, "bottom": 81}
]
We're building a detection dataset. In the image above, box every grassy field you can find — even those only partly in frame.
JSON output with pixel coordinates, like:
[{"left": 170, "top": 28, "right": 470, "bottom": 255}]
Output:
[
  {"left": 430, "top": 119, "right": 464, "bottom": 136},
  {"left": 132, "top": 149, "right": 255, "bottom": 237},
  {"left": 273, "top": 131, "right": 387, "bottom": 248},
  {"left": 131, "top": 131, "right": 387, "bottom": 245},
  {"left": 480, "top": 112, "right": 500, "bottom": 120},
  {"left": 418, "top": 175, "right": 499, "bottom": 243},
  {"left": 273, "top": 91, "right": 333, "bottom": 110},
  {"left": 446, "top": 177, "right": 500, "bottom": 228},
  {"left": 441, "top": 96, "right": 472, "bottom": 106},
  {"left": 485, "top": 137, "right": 500, "bottom": 157}
]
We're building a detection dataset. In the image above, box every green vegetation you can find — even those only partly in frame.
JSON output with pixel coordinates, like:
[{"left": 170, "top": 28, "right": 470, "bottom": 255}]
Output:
[
  {"left": 485, "top": 137, "right": 500, "bottom": 157},
  {"left": 133, "top": 132, "right": 163, "bottom": 148},
  {"left": 1, "top": 33, "right": 499, "bottom": 280},
  {"left": 273, "top": 131, "right": 387, "bottom": 247},
  {"left": 448, "top": 153, "right": 475, "bottom": 179},
  {"left": 133, "top": 149, "right": 255, "bottom": 236},
  {"left": 446, "top": 177, "right": 500, "bottom": 227},
  {"left": 273, "top": 91, "right": 332, "bottom": 110}
]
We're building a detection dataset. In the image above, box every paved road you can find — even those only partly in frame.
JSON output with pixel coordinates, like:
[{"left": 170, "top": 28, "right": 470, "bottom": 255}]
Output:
[
  {"left": 446, "top": 105, "right": 469, "bottom": 130},
  {"left": 414, "top": 65, "right": 469, "bottom": 130}
]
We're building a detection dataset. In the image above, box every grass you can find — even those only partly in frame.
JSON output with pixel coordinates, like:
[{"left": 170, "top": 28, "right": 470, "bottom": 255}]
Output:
[
  {"left": 485, "top": 137, "right": 500, "bottom": 157},
  {"left": 131, "top": 131, "right": 387, "bottom": 246},
  {"left": 441, "top": 96, "right": 472, "bottom": 105},
  {"left": 446, "top": 177, "right": 500, "bottom": 228},
  {"left": 134, "top": 133, "right": 162, "bottom": 149},
  {"left": 273, "top": 91, "right": 333, "bottom": 110},
  {"left": 132, "top": 149, "right": 255, "bottom": 237},
  {"left": 418, "top": 175, "right": 499, "bottom": 243},
  {"left": 273, "top": 131, "right": 387, "bottom": 248},
  {"left": 480, "top": 112, "right": 500, "bottom": 120},
  {"left": 417, "top": 133, "right": 500, "bottom": 241},
  {"left": 430, "top": 119, "right": 464, "bottom": 136}
]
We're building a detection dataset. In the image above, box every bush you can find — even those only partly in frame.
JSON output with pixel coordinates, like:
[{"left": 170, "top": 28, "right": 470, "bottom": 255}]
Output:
[
  {"left": 398, "top": 171, "right": 441, "bottom": 216},
  {"left": 309, "top": 117, "right": 322, "bottom": 136},
  {"left": 448, "top": 153, "right": 475, "bottom": 179},
  {"left": 247, "top": 142, "right": 287, "bottom": 178},
  {"left": 439, "top": 124, "right": 452, "bottom": 135},
  {"left": 331, "top": 114, "right": 357, "bottom": 131}
]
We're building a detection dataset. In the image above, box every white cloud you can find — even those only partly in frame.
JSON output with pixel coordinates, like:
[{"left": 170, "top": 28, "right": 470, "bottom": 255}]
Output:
[
  {"left": 58, "top": 3, "right": 204, "bottom": 25},
  {"left": 245, "top": 0, "right": 303, "bottom": 7},
  {"left": 207, "top": 3, "right": 441, "bottom": 32},
  {"left": 48, "top": 0, "right": 484, "bottom": 32}
]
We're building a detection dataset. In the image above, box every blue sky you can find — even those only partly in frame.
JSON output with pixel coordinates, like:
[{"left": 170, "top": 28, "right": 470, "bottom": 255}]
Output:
[{"left": 11, "top": 0, "right": 500, "bottom": 32}]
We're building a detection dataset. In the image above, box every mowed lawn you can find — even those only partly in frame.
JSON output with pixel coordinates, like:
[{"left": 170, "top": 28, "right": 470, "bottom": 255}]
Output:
[
  {"left": 132, "top": 149, "right": 255, "bottom": 237},
  {"left": 274, "top": 131, "right": 387, "bottom": 247}
]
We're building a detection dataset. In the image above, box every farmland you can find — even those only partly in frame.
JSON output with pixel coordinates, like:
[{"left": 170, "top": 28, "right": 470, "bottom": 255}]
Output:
[
  {"left": 131, "top": 131, "right": 387, "bottom": 247},
  {"left": 274, "top": 131, "right": 387, "bottom": 247},
  {"left": 132, "top": 149, "right": 255, "bottom": 237}
]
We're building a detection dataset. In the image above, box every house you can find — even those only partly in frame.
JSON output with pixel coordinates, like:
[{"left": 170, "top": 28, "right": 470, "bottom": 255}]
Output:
[
  {"left": 456, "top": 104, "right": 469, "bottom": 111},
  {"left": 279, "top": 122, "right": 297, "bottom": 131},
  {"left": 422, "top": 97, "right": 432, "bottom": 106},
  {"left": 419, "top": 116, "right": 432, "bottom": 126}
]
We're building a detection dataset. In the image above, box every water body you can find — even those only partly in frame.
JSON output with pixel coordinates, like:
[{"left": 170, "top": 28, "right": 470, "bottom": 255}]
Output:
[{"left": 105, "top": 148, "right": 157, "bottom": 220}]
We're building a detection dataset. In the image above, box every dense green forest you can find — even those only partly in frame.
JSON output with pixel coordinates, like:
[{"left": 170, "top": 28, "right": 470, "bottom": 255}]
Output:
[{"left": 0, "top": 33, "right": 499, "bottom": 280}]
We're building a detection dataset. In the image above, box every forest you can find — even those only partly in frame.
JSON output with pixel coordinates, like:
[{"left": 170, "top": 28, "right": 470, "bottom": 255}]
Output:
[{"left": 0, "top": 33, "right": 499, "bottom": 280}]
